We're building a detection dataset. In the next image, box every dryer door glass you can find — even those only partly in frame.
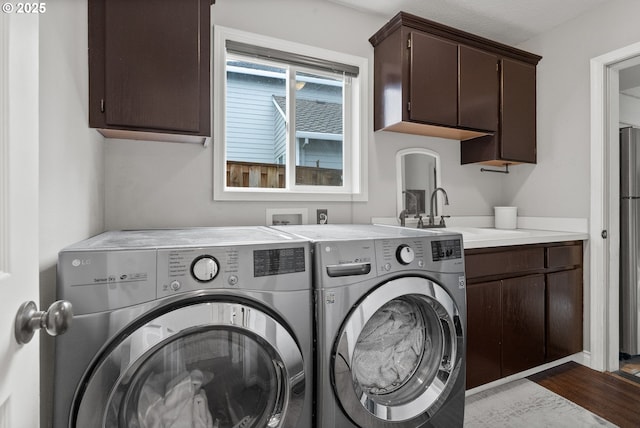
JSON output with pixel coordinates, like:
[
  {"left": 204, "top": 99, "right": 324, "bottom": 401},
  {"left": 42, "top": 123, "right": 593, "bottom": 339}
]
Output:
[
  {"left": 351, "top": 297, "right": 437, "bottom": 395},
  {"left": 117, "top": 329, "right": 279, "bottom": 428},
  {"left": 73, "top": 301, "right": 305, "bottom": 428},
  {"left": 333, "top": 276, "right": 463, "bottom": 426}
]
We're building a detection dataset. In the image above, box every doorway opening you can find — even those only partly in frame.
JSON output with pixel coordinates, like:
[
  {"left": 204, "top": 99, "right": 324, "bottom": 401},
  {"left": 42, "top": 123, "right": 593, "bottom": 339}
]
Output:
[{"left": 590, "top": 41, "right": 640, "bottom": 374}]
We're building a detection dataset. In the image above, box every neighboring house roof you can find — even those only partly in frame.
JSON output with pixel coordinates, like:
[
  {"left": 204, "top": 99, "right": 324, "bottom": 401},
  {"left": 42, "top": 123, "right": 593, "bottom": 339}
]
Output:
[{"left": 273, "top": 96, "right": 342, "bottom": 135}]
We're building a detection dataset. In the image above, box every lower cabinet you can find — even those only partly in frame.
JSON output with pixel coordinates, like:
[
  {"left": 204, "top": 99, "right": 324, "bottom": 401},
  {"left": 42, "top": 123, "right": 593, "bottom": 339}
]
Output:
[
  {"left": 467, "top": 280, "right": 502, "bottom": 387},
  {"left": 546, "top": 268, "right": 583, "bottom": 360},
  {"left": 467, "top": 274, "right": 545, "bottom": 388},
  {"left": 502, "top": 275, "right": 545, "bottom": 376},
  {"left": 465, "top": 241, "right": 583, "bottom": 390}
]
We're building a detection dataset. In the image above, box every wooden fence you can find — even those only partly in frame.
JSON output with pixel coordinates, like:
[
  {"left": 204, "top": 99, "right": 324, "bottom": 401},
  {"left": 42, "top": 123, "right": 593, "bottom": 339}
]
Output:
[{"left": 226, "top": 161, "right": 342, "bottom": 187}]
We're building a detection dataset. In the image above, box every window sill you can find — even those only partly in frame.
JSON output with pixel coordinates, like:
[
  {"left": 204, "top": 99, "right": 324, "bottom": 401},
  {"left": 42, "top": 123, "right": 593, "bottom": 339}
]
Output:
[{"left": 213, "top": 188, "right": 368, "bottom": 202}]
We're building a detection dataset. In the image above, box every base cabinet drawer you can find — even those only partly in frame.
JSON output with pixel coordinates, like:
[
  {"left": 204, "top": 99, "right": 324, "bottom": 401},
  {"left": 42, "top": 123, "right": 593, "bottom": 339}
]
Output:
[
  {"left": 546, "top": 244, "right": 582, "bottom": 269},
  {"left": 465, "top": 246, "right": 544, "bottom": 279}
]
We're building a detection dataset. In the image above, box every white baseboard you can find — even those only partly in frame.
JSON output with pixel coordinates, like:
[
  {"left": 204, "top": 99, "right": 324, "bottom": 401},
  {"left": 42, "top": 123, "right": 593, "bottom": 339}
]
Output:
[{"left": 465, "top": 351, "right": 590, "bottom": 397}]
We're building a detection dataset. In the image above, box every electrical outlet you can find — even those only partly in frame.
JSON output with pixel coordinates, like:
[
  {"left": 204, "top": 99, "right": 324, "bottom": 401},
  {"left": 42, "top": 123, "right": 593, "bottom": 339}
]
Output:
[{"left": 317, "top": 209, "right": 328, "bottom": 224}]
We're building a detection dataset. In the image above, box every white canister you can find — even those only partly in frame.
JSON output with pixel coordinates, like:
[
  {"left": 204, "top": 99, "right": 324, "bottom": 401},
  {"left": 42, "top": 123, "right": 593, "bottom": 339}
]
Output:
[{"left": 494, "top": 206, "right": 518, "bottom": 229}]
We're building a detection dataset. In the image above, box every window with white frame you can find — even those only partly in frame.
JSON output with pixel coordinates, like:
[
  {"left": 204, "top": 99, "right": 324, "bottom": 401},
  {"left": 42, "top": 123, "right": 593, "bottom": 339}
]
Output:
[{"left": 213, "top": 27, "right": 368, "bottom": 201}]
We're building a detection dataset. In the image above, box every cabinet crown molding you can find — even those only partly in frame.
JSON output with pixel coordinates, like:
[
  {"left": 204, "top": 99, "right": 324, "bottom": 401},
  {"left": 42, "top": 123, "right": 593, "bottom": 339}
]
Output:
[{"left": 369, "top": 11, "right": 541, "bottom": 66}]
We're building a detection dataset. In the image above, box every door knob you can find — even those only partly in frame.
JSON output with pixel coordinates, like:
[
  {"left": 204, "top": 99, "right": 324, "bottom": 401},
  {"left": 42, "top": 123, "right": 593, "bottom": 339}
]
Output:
[{"left": 14, "top": 300, "right": 73, "bottom": 344}]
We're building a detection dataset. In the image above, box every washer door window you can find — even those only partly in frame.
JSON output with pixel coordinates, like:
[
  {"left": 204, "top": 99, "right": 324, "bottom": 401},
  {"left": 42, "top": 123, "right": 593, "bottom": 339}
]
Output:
[
  {"left": 73, "top": 301, "right": 305, "bottom": 428},
  {"left": 333, "top": 276, "right": 463, "bottom": 427}
]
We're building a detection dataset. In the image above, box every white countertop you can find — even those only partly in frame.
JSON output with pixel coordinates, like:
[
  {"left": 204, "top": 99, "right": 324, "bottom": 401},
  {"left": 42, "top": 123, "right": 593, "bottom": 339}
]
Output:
[
  {"left": 445, "top": 226, "right": 589, "bottom": 249},
  {"left": 371, "top": 216, "right": 589, "bottom": 249}
]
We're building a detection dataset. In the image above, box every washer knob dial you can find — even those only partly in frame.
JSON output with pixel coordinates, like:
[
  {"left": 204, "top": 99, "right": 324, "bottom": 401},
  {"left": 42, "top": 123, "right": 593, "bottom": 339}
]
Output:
[
  {"left": 396, "top": 244, "right": 415, "bottom": 265},
  {"left": 191, "top": 256, "right": 219, "bottom": 282}
]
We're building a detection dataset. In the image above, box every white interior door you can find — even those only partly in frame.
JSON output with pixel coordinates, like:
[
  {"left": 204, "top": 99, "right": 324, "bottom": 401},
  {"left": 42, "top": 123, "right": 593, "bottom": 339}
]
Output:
[{"left": 0, "top": 12, "right": 40, "bottom": 428}]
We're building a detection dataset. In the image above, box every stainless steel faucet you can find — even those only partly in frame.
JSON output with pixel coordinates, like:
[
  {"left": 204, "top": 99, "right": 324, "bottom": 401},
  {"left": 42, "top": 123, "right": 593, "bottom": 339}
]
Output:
[
  {"left": 399, "top": 209, "right": 408, "bottom": 226},
  {"left": 427, "top": 187, "right": 450, "bottom": 227}
]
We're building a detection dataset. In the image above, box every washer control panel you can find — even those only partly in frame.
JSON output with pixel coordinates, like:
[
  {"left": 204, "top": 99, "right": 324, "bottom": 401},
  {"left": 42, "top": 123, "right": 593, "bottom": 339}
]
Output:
[
  {"left": 376, "top": 239, "right": 427, "bottom": 273},
  {"left": 321, "top": 237, "right": 464, "bottom": 278},
  {"left": 375, "top": 236, "right": 464, "bottom": 274},
  {"left": 157, "top": 244, "right": 307, "bottom": 297}
]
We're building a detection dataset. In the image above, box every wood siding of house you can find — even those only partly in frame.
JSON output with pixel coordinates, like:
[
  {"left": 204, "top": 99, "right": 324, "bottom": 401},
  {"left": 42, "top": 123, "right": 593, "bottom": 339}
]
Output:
[
  {"left": 274, "top": 105, "right": 286, "bottom": 163},
  {"left": 227, "top": 74, "right": 284, "bottom": 164},
  {"left": 297, "top": 138, "right": 342, "bottom": 171}
]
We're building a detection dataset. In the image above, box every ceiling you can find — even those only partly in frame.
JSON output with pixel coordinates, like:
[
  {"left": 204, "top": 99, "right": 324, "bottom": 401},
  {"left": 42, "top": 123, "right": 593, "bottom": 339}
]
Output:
[{"left": 326, "top": 0, "right": 611, "bottom": 46}]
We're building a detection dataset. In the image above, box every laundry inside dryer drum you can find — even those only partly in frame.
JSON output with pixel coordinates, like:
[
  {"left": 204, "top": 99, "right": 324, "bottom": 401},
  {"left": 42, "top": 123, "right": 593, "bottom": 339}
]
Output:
[
  {"left": 351, "top": 296, "right": 444, "bottom": 401},
  {"left": 108, "top": 329, "right": 280, "bottom": 428}
]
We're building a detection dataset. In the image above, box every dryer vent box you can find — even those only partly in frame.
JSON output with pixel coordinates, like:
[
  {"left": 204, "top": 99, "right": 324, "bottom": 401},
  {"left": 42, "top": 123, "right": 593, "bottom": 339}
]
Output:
[{"left": 266, "top": 208, "right": 308, "bottom": 226}]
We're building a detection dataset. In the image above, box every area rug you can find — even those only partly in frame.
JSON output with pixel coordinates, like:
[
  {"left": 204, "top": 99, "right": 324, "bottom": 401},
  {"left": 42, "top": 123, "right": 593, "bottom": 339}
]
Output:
[{"left": 464, "top": 378, "right": 616, "bottom": 427}]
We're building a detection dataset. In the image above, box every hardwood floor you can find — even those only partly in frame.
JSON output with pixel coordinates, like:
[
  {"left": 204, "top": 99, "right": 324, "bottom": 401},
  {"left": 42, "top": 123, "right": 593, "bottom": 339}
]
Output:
[{"left": 527, "top": 361, "right": 640, "bottom": 427}]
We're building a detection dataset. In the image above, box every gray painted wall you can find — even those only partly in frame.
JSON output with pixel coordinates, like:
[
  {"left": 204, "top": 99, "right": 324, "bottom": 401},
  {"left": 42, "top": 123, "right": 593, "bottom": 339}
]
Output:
[
  {"left": 104, "top": 0, "right": 506, "bottom": 230},
  {"left": 100, "top": 0, "right": 640, "bottom": 228},
  {"left": 509, "top": 0, "right": 640, "bottom": 219}
]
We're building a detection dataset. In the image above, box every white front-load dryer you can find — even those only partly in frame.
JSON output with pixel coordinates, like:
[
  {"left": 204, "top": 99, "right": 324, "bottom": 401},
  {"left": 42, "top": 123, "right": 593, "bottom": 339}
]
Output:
[
  {"left": 53, "top": 227, "right": 313, "bottom": 428},
  {"left": 274, "top": 224, "right": 466, "bottom": 428}
]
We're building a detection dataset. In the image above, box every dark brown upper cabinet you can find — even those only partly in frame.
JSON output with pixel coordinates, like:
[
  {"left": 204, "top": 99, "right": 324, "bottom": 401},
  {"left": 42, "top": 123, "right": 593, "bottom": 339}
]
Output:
[
  {"left": 461, "top": 58, "right": 537, "bottom": 165},
  {"left": 89, "top": 0, "right": 211, "bottom": 143},
  {"left": 369, "top": 12, "right": 541, "bottom": 165},
  {"left": 459, "top": 45, "right": 499, "bottom": 132},
  {"left": 408, "top": 32, "right": 458, "bottom": 128},
  {"left": 408, "top": 35, "right": 500, "bottom": 132}
]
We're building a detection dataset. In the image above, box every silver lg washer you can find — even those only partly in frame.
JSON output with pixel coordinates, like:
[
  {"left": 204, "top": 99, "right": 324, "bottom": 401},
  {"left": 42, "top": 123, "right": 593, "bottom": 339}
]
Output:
[
  {"left": 53, "top": 227, "right": 313, "bottom": 428},
  {"left": 273, "top": 224, "right": 466, "bottom": 428}
]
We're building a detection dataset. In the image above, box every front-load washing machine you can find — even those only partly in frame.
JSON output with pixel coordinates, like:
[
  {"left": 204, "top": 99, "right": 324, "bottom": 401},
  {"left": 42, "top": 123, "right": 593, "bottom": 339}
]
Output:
[
  {"left": 53, "top": 227, "right": 313, "bottom": 428},
  {"left": 273, "top": 224, "right": 466, "bottom": 428}
]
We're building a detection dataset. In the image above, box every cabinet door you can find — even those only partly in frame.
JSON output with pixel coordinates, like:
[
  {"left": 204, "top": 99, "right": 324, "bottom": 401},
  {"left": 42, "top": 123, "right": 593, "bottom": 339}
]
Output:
[
  {"left": 459, "top": 46, "right": 498, "bottom": 132},
  {"left": 466, "top": 280, "right": 502, "bottom": 389},
  {"left": 546, "top": 268, "right": 583, "bottom": 360},
  {"left": 500, "top": 58, "right": 536, "bottom": 162},
  {"left": 408, "top": 32, "right": 457, "bottom": 127},
  {"left": 502, "top": 274, "right": 545, "bottom": 376},
  {"left": 90, "top": 0, "right": 210, "bottom": 135}
]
